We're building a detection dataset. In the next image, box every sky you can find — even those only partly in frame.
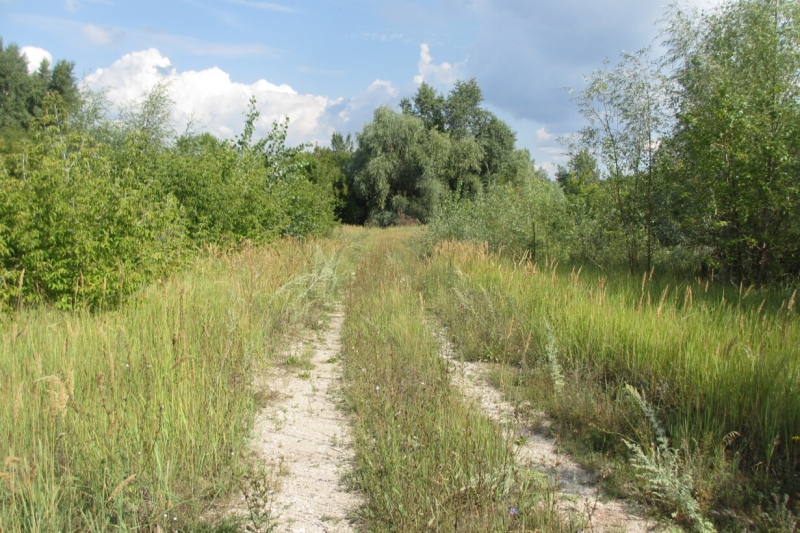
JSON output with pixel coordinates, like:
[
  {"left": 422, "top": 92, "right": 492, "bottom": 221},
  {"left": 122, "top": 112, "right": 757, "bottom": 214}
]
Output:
[{"left": 2, "top": 0, "right": 723, "bottom": 175}]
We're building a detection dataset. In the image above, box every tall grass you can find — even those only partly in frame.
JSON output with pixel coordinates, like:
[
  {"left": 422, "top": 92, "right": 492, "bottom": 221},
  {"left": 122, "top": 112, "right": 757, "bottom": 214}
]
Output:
[
  {"left": 421, "top": 240, "right": 800, "bottom": 528},
  {"left": 340, "top": 229, "right": 572, "bottom": 532},
  {"left": 0, "top": 240, "right": 341, "bottom": 532}
]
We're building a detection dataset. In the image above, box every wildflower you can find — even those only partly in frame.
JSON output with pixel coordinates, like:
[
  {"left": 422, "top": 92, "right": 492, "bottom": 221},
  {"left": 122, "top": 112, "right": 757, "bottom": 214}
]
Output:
[
  {"left": 375, "top": 386, "right": 380, "bottom": 391},
  {"left": 509, "top": 508, "right": 518, "bottom": 516}
]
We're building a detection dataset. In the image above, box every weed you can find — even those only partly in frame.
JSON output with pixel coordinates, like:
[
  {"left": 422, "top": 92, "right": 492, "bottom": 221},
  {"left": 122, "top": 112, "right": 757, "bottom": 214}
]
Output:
[
  {"left": 238, "top": 462, "right": 279, "bottom": 533},
  {"left": 623, "top": 385, "right": 714, "bottom": 533}
]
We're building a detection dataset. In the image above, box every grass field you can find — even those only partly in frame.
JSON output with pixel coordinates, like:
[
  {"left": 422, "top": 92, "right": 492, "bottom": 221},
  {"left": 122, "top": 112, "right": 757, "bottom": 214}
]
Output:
[
  {"left": 0, "top": 238, "right": 342, "bottom": 532},
  {"left": 420, "top": 239, "right": 800, "bottom": 531},
  {"left": 2, "top": 227, "right": 798, "bottom": 532},
  {"left": 339, "top": 228, "right": 571, "bottom": 532}
]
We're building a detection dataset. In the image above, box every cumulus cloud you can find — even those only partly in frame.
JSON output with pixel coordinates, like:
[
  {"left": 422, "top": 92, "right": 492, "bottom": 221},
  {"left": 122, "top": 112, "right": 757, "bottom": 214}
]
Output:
[
  {"left": 534, "top": 127, "right": 555, "bottom": 144},
  {"left": 413, "top": 43, "right": 462, "bottom": 87},
  {"left": 334, "top": 80, "right": 398, "bottom": 121},
  {"left": 530, "top": 127, "right": 568, "bottom": 176},
  {"left": 84, "top": 49, "right": 398, "bottom": 146},
  {"left": 20, "top": 46, "right": 52, "bottom": 73}
]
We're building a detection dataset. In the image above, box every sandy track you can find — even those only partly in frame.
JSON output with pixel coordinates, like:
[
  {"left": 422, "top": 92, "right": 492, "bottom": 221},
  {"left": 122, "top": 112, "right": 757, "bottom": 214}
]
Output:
[
  {"left": 252, "top": 309, "right": 362, "bottom": 533},
  {"left": 436, "top": 326, "right": 664, "bottom": 533}
]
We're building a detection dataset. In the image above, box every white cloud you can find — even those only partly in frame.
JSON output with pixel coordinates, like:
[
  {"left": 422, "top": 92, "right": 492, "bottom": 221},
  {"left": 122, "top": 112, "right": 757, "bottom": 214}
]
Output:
[
  {"left": 83, "top": 24, "right": 125, "bottom": 46},
  {"left": 304, "top": 78, "right": 400, "bottom": 142},
  {"left": 534, "top": 127, "right": 555, "bottom": 144},
  {"left": 20, "top": 46, "right": 52, "bottom": 73},
  {"left": 65, "top": 0, "right": 77, "bottom": 11},
  {"left": 413, "top": 43, "right": 462, "bottom": 86},
  {"left": 226, "top": 0, "right": 295, "bottom": 12},
  {"left": 84, "top": 49, "right": 398, "bottom": 147}
]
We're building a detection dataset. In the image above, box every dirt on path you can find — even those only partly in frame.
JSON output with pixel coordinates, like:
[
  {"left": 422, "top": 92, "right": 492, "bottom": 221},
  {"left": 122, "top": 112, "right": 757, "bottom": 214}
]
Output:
[
  {"left": 250, "top": 308, "right": 362, "bottom": 533},
  {"left": 436, "top": 326, "right": 665, "bottom": 533}
]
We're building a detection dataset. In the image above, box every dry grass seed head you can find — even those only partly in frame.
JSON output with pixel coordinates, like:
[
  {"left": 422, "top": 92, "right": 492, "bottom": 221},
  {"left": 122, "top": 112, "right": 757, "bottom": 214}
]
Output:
[
  {"left": 107, "top": 474, "right": 137, "bottom": 502},
  {"left": 37, "top": 376, "right": 68, "bottom": 417},
  {"left": 13, "top": 382, "right": 23, "bottom": 422}
]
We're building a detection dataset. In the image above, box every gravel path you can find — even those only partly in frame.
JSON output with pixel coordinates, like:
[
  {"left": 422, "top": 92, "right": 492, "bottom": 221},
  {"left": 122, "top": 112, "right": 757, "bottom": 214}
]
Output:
[
  {"left": 436, "top": 325, "right": 665, "bottom": 533},
  {"left": 252, "top": 309, "right": 362, "bottom": 533}
]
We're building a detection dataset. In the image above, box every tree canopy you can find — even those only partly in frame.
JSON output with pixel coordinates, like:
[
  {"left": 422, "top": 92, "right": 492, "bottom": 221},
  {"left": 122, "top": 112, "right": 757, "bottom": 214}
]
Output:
[{"left": 346, "top": 79, "right": 540, "bottom": 225}]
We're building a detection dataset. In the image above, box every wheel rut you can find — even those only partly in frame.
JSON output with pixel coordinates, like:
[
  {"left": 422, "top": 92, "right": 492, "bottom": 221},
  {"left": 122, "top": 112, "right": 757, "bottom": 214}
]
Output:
[
  {"left": 435, "top": 324, "right": 667, "bottom": 533},
  {"left": 251, "top": 308, "right": 362, "bottom": 533}
]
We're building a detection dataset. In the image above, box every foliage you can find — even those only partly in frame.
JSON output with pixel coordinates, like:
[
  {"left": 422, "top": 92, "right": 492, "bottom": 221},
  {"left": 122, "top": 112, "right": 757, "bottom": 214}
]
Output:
[
  {"left": 0, "top": 93, "right": 186, "bottom": 309},
  {"left": 348, "top": 106, "right": 445, "bottom": 225},
  {"left": 0, "top": 39, "right": 79, "bottom": 132},
  {"left": 664, "top": 0, "right": 800, "bottom": 284},
  {"left": 565, "top": 49, "right": 669, "bottom": 274},
  {"left": 425, "top": 176, "right": 569, "bottom": 261},
  {"left": 0, "top": 78, "right": 339, "bottom": 308},
  {"left": 623, "top": 385, "right": 715, "bottom": 533},
  {"left": 349, "top": 79, "right": 536, "bottom": 226}
]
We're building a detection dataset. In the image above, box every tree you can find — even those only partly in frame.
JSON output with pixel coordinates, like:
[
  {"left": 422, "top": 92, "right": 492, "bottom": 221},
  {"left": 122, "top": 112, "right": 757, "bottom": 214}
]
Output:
[
  {"left": 400, "top": 79, "right": 529, "bottom": 188},
  {"left": 568, "top": 49, "right": 668, "bottom": 274},
  {"left": 349, "top": 106, "right": 439, "bottom": 225},
  {"left": 0, "top": 40, "right": 33, "bottom": 131},
  {"left": 665, "top": 0, "right": 800, "bottom": 283},
  {"left": 555, "top": 149, "right": 600, "bottom": 198},
  {"left": 443, "top": 79, "right": 485, "bottom": 138},
  {"left": 0, "top": 41, "right": 80, "bottom": 134},
  {"left": 48, "top": 59, "right": 79, "bottom": 111},
  {"left": 400, "top": 82, "right": 446, "bottom": 132}
]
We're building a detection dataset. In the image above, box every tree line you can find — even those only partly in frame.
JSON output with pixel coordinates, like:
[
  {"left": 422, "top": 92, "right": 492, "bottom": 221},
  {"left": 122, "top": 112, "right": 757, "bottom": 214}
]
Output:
[{"left": 327, "top": 79, "right": 544, "bottom": 226}]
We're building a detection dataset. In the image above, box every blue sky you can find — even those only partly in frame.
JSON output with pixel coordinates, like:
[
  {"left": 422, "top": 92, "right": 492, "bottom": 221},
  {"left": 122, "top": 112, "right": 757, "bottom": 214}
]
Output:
[{"left": 2, "top": 0, "right": 720, "bottom": 173}]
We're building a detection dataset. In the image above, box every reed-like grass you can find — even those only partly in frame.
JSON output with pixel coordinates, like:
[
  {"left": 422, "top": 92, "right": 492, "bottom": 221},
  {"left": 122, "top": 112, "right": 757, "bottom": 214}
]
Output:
[
  {"left": 0, "top": 239, "right": 341, "bottom": 532},
  {"left": 420, "top": 240, "right": 800, "bottom": 529},
  {"left": 340, "top": 229, "right": 572, "bottom": 532}
]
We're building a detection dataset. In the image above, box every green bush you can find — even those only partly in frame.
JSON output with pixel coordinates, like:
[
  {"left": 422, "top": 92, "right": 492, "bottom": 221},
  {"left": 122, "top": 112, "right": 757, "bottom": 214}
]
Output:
[
  {"left": 425, "top": 178, "right": 570, "bottom": 261},
  {"left": 0, "top": 94, "right": 187, "bottom": 309}
]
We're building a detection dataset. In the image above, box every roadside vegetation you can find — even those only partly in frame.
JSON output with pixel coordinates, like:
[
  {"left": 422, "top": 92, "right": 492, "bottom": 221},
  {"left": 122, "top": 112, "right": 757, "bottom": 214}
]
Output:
[
  {"left": 0, "top": 240, "right": 341, "bottom": 531},
  {"left": 419, "top": 240, "right": 799, "bottom": 531}
]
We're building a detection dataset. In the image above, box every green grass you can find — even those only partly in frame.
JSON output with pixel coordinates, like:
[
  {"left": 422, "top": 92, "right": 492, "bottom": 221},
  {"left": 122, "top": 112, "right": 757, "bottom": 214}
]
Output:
[
  {"left": 0, "top": 239, "right": 342, "bottom": 532},
  {"left": 5, "top": 224, "right": 795, "bottom": 532},
  {"left": 419, "top": 239, "right": 800, "bottom": 531},
  {"left": 339, "top": 229, "right": 574, "bottom": 532}
]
